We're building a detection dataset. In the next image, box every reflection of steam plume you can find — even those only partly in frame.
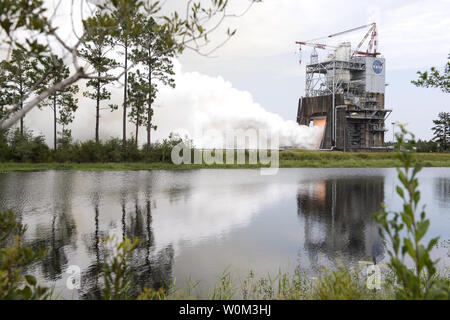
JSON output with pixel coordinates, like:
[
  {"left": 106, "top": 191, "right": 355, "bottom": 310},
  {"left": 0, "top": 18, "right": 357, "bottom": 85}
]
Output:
[{"left": 297, "top": 178, "right": 385, "bottom": 269}]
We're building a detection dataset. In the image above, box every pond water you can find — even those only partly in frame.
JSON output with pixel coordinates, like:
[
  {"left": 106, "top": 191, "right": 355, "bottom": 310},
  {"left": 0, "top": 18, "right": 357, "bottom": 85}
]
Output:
[{"left": 0, "top": 168, "right": 449, "bottom": 299}]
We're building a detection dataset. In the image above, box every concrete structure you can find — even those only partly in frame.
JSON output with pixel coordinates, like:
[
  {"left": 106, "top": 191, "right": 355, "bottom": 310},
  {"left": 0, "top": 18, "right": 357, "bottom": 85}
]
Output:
[{"left": 296, "top": 26, "right": 392, "bottom": 152}]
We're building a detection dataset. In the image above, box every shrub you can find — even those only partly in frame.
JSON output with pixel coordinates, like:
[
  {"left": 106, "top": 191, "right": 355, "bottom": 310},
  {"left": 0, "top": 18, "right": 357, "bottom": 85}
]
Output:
[
  {"left": 122, "top": 137, "right": 141, "bottom": 162},
  {"left": 8, "top": 128, "right": 49, "bottom": 162},
  {"left": 102, "top": 138, "right": 123, "bottom": 162},
  {"left": 0, "top": 210, "right": 50, "bottom": 299},
  {"left": 0, "top": 130, "right": 10, "bottom": 161},
  {"left": 374, "top": 125, "right": 450, "bottom": 300},
  {"left": 101, "top": 235, "right": 139, "bottom": 300},
  {"left": 78, "top": 140, "right": 105, "bottom": 162},
  {"left": 312, "top": 266, "right": 375, "bottom": 300}
]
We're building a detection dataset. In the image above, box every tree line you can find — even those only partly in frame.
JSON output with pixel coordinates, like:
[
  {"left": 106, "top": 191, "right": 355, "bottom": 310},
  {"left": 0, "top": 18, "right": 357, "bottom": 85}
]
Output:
[
  {"left": 412, "top": 54, "right": 450, "bottom": 152},
  {"left": 0, "top": 0, "right": 262, "bottom": 154},
  {"left": 0, "top": 1, "right": 176, "bottom": 153}
]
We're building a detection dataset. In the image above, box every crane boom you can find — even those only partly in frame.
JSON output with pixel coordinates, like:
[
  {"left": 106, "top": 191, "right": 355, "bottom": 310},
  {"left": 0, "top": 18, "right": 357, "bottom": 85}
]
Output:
[
  {"left": 295, "top": 22, "right": 379, "bottom": 65},
  {"left": 295, "top": 41, "right": 338, "bottom": 51},
  {"left": 326, "top": 23, "right": 373, "bottom": 39}
]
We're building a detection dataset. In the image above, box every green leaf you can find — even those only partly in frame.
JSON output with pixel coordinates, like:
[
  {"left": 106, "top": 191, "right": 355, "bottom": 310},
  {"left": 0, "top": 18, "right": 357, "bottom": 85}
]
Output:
[
  {"left": 396, "top": 186, "right": 405, "bottom": 199},
  {"left": 403, "top": 238, "right": 415, "bottom": 260},
  {"left": 25, "top": 275, "right": 37, "bottom": 286},
  {"left": 415, "top": 220, "right": 429, "bottom": 242}
]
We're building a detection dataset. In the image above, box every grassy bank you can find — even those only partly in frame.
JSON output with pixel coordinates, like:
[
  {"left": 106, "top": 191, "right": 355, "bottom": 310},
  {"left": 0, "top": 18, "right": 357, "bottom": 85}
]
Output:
[
  {"left": 0, "top": 150, "right": 449, "bottom": 172},
  {"left": 137, "top": 266, "right": 450, "bottom": 300}
]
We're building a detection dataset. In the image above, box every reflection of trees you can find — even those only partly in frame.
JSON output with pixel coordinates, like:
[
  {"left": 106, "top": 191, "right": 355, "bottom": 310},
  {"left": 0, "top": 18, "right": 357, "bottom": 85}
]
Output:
[
  {"left": 80, "top": 190, "right": 174, "bottom": 298},
  {"left": 0, "top": 172, "right": 33, "bottom": 224},
  {"left": 28, "top": 172, "right": 77, "bottom": 281},
  {"left": 126, "top": 199, "right": 174, "bottom": 296},
  {"left": 297, "top": 177, "right": 385, "bottom": 270},
  {"left": 434, "top": 177, "right": 450, "bottom": 207},
  {"left": 80, "top": 190, "right": 104, "bottom": 300}
]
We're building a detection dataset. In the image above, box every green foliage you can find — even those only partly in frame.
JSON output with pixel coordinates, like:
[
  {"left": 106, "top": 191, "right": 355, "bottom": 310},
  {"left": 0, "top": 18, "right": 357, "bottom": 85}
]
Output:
[
  {"left": 101, "top": 235, "right": 139, "bottom": 300},
  {"left": 37, "top": 54, "right": 79, "bottom": 149},
  {"left": 374, "top": 125, "right": 450, "bottom": 299},
  {"left": 0, "top": 210, "right": 50, "bottom": 300},
  {"left": 38, "top": 54, "right": 79, "bottom": 125},
  {"left": 312, "top": 266, "right": 376, "bottom": 300},
  {"left": 128, "top": 14, "right": 175, "bottom": 150},
  {"left": 80, "top": 10, "right": 120, "bottom": 142},
  {"left": 127, "top": 70, "right": 149, "bottom": 142},
  {"left": 431, "top": 112, "right": 450, "bottom": 151},
  {"left": 0, "top": 48, "right": 41, "bottom": 129},
  {"left": 210, "top": 270, "right": 235, "bottom": 300},
  {"left": 8, "top": 128, "right": 49, "bottom": 162},
  {"left": 136, "top": 287, "right": 167, "bottom": 300},
  {"left": 0, "top": 129, "right": 11, "bottom": 161},
  {"left": 241, "top": 269, "right": 311, "bottom": 300},
  {"left": 0, "top": 0, "right": 50, "bottom": 57},
  {"left": 0, "top": 128, "right": 194, "bottom": 164},
  {"left": 412, "top": 54, "right": 450, "bottom": 93},
  {"left": 415, "top": 139, "right": 439, "bottom": 153}
]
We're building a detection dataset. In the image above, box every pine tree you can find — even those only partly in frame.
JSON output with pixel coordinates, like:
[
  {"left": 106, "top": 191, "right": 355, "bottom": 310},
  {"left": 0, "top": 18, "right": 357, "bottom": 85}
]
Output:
[
  {"left": 130, "top": 15, "right": 175, "bottom": 152},
  {"left": 110, "top": 0, "right": 142, "bottom": 150},
  {"left": 127, "top": 71, "right": 148, "bottom": 145},
  {"left": 0, "top": 49, "right": 40, "bottom": 135},
  {"left": 432, "top": 112, "right": 450, "bottom": 151},
  {"left": 38, "top": 55, "right": 79, "bottom": 150},
  {"left": 79, "top": 11, "right": 119, "bottom": 143}
]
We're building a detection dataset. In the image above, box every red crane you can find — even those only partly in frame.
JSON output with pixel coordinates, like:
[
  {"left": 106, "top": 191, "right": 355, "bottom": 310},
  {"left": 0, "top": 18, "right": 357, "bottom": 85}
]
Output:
[{"left": 296, "top": 23, "right": 380, "bottom": 64}]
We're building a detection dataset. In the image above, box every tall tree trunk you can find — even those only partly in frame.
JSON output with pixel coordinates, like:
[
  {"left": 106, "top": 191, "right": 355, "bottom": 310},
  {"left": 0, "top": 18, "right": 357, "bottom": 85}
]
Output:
[
  {"left": 146, "top": 45, "right": 152, "bottom": 153},
  {"left": 20, "top": 101, "right": 23, "bottom": 136},
  {"left": 122, "top": 40, "right": 128, "bottom": 150},
  {"left": 135, "top": 116, "right": 139, "bottom": 146},
  {"left": 53, "top": 94, "right": 57, "bottom": 151},
  {"left": 146, "top": 97, "right": 151, "bottom": 152},
  {"left": 19, "top": 82, "right": 23, "bottom": 136},
  {"left": 96, "top": 72, "right": 100, "bottom": 143}
]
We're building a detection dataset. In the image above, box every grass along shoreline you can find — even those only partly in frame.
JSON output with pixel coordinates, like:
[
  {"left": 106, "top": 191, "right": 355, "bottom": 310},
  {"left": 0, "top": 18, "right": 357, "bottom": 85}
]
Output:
[{"left": 0, "top": 150, "right": 449, "bottom": 172}]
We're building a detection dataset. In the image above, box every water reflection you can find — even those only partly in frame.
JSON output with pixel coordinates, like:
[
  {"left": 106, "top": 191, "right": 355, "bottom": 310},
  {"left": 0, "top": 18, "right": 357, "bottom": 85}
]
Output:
[
  {"left": 27, "top": 172, "right": 77, "bottom": 281},
  {"left": 297, "top": 177, "right": 385, "bottom": 270},
  {"left": 79, "top": 188, "right": 175, "bottom": 298},
  {"left": 0, "top": 169, "right": 448, "bottom": 299},
  {"left": 434, "top": 177, "right": 450, "bottom": 208}
]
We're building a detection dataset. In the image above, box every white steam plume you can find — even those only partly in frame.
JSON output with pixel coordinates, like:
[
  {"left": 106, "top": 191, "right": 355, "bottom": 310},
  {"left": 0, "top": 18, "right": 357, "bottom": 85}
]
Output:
[
  {"left": 153, "top": 61, "right": 323, "bottom": 149},
  {"left": 25, "top": 60, "right": 323, "bottom": 149}
]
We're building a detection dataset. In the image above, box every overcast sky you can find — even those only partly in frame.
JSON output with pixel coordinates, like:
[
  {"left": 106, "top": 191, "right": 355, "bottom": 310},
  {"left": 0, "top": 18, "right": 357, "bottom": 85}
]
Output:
[
  {"left": 176, "top": 0, "right": 450, "bottom": 140},
  {"left": 23, "top": 0, "right": 450, "bottom": 145}
]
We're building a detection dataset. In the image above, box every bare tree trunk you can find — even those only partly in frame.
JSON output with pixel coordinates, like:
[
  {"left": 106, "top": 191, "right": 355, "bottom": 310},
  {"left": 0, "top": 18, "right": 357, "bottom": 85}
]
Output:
[
  {"left": 135, "top": 114, "right": 139, "bottom": 146},
  {"left": 146, "top": 107, "right": 151, "bottom": 152},
  {"left": 53, "top": 94, "right": 57, "bottom": 151},
  {"left": 96, "top": 72, "right": 100, "bottom": 143},
  {"left": 19, "top": 82, "right": 24, "bottom": 136},
  {"left": 146, "top": 44, "right": 152, "bottom": 153},
  {"left": 122, "top": 40, "right": 128, "bottom": 150},
  {"left": 20, "top": 101, "right": 23, "bottom": 136}
]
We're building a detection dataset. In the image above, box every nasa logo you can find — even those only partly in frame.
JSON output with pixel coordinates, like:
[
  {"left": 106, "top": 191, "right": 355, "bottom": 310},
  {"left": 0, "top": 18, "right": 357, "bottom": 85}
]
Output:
[{"left": 373, "top": 60, "right": 383, "bottom": 74}]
